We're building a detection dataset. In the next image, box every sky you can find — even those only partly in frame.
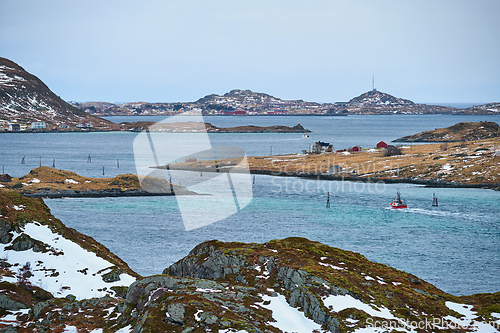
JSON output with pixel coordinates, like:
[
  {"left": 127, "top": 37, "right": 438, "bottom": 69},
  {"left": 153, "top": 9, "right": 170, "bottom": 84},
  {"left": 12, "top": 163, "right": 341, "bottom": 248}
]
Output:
[{"left": 1, "top": 0, "right": 499, "bottom": 104}]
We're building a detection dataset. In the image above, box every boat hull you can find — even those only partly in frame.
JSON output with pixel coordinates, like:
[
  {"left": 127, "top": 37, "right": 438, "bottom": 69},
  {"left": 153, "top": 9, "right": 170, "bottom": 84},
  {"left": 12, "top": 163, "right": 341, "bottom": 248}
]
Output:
[{"left": 390, "top": 203, "right": 407, "bottom": 209}]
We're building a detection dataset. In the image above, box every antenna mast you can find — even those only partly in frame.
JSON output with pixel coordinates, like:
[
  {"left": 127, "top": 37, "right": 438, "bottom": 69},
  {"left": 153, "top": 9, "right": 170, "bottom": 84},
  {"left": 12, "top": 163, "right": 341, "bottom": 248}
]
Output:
[{"left": 372, "top": 75, "right": 375, "bottom": 91}]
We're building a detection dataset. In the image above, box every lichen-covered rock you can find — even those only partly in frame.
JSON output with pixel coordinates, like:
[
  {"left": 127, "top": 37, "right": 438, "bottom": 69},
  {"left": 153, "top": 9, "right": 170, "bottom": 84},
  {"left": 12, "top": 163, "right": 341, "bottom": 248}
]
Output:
[
  {"left": 0, "top": 293, "right": 29, "bottom": 311},
  {"left": 0, "top": 219, "right": 13, "bottom": 244},
  {"left": 161, "top": 237, "right": 500, "bottom": 333},
  {"left": 5, "top": 233, "right": 50, "bottom": 252},
  {"left": 102, "top": 268, "right": 122, "bottom": 282},
  {"left": 166, "top": 303, "right": 185, "bottom": 325}
]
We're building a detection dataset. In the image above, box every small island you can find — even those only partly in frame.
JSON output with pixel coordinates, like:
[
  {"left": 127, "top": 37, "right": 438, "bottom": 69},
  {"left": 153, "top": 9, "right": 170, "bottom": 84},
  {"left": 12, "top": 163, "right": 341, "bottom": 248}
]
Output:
[{"left": 119, "top": 121, "right": 311, "bottom": 133}]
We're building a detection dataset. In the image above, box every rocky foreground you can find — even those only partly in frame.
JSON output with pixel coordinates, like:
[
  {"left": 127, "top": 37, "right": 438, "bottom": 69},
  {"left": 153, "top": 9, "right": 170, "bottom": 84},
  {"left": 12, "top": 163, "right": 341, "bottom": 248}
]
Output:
[{"left": 1, "top": 190, "right": 500, "bottom": 332}]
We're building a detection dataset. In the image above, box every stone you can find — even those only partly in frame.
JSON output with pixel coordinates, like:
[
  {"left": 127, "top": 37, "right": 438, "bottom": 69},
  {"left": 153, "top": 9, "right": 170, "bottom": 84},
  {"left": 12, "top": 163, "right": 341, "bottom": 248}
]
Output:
[
  {"left": 0, "top": 219, "right": 13, "bottom": 244},
  {"left": 0, "top": 293, "right": 28, "bottom": 311},
  {"left": 6, "top": 233, "right": 48, "bottom": 252},
  {"left": 167, "top": 303, "right": 185, "bottom": 325},
  {"left": 102, "top": 268, "right": 122, "bottom": 282}
]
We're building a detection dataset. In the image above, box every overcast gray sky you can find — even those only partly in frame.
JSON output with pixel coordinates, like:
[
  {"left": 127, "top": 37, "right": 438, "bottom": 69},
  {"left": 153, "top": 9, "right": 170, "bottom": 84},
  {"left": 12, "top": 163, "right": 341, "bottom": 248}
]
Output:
[{"left": 1, "top": 0, "right": 499, "bottom": 104}]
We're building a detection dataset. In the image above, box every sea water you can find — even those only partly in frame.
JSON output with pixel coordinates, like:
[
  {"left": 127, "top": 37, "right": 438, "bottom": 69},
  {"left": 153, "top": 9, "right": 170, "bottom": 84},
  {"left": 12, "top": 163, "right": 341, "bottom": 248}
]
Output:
[{"left": 44, "top": 175, "right": 500, "bottom": 296}]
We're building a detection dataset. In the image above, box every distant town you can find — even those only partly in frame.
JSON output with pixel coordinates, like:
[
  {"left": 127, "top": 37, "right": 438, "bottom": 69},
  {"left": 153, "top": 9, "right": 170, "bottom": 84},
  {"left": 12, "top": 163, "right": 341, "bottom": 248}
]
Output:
[{"left": 69, "top": 89, "right": 499, "bottom": 118}]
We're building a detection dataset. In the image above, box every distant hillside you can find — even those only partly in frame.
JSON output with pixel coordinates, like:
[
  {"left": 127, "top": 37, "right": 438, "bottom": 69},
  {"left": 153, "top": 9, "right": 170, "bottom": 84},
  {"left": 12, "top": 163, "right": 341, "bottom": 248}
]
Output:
[
  {"left": 0, "top": 57, "right": 115, "bottom": 128},
  {"left": 466, "top": 102, "right": 500, "bottom": 114},
  {"left": 196, "top": 89, "right": 300, "bottom": 105},
  {"left": 343, "top": 89, "right": 462, "bottom": 114},
  {"left": 394, "top": 121, "right": 500, "bottom": 142},
  {"left": 349, "top": 89, "right": 415, "bottom": 107}
]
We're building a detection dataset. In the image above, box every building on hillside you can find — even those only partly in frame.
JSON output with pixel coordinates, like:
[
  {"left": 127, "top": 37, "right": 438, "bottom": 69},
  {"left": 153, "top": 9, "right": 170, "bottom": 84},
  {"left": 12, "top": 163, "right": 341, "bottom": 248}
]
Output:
[
  {"left": 376, "top": 141, "right": 388, "bottom": 148},
  {"left": 310, "top": 141, "right": 333, "bottom": 154},
  {"left": 59, "top": 123, "right": 70, "bottom": 129},
  {"left": 77, "top": 121, "right": 93, "bottom": 128},
  {"left": 349, "top": 146, "right": 362, "bottom": 152},
  {"left": 8, "top": 124, "right": 20, "bottom": 131},
  {"left": 328, "top": 165, "right": 343, "bottom": 174},
  {"left": 0, "top": 174, "right": 12, "bottom": 182},
  {"left": 31, "top": 122, "right": 47, "bottom": 129},
  {"left": 384, "top": 145, "right": 402, "bottom": 156}
]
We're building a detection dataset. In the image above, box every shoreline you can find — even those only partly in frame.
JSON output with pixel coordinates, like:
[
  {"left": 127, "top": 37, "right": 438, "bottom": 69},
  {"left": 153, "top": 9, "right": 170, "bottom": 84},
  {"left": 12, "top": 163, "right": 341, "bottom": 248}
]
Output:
[
  {"left": 249, "top": 169, "right": 500, "bottom": 190},
  {"left": 20, "top": 188, "right": 177, "bottom": 199}
]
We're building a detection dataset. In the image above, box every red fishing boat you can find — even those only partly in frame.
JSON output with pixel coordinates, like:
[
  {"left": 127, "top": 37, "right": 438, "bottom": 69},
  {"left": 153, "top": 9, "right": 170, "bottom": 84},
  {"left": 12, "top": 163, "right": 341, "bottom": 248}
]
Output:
[{"left": 390, "top": 191, "right": 407, "bottom": 209}]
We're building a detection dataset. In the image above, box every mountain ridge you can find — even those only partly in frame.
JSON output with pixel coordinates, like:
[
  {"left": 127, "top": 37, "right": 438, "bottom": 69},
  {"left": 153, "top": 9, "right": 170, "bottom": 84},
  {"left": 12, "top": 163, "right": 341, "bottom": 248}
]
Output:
[{"left": 74, "top": 88, "right": 499, "bottom": 116}]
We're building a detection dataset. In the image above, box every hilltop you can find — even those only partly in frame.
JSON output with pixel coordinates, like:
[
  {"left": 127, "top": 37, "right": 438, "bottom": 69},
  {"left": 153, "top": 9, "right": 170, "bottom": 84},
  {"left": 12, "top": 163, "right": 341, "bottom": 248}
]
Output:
[
  {"left": 0, "top": 57, "right": 115, "bottom": 128},
  {"left": 340, "top": 90, "right": 462, "bottom": 115}
]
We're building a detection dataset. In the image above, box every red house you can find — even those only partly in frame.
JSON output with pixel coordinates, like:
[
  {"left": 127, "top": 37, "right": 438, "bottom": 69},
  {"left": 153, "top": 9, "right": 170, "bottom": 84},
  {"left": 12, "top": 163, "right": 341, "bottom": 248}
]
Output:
[
  {"left": 376, "top": 141, "right": 388, "bottom": 148},
  {"left": 350, "top": 146, "right": 361, "bottom": 152}
]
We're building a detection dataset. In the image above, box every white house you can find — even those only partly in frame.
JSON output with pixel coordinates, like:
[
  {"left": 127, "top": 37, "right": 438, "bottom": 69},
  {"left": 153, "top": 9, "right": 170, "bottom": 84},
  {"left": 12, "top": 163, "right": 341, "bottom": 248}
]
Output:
[
  {"left": 77, "top": 121, "right": 93, "bottom": 128},
  {"left": 31, "top": 122, "right": 47, "bottom": 129},
  {"left": 8, "top": 123, "right": 20, "bottom": 131},
  {"left": 310, "top": 141, "right": 333, "bottom": 154}
]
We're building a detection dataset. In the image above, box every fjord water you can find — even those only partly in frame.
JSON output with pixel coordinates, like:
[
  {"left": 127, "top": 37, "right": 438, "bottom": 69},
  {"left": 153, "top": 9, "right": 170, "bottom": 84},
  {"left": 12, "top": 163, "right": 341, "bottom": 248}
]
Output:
[
  {"left": 45, "top": 175, "right": 500, "bottom": 296},
  {"left": 1, "top": 114, "right": 499, "bottom": 295}
]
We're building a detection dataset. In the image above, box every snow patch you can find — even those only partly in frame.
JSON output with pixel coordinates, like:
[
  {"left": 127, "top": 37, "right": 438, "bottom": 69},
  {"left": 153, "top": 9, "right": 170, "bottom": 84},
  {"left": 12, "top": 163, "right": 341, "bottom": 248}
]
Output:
[
  {"left": 2, "top": 223, "right": 136, "bottom": 299},
  {"left": 323, "top": 294, "right": 397, "bottom": 320},
  {"left": 258, "top": 294, "right": 322, "bottom": 333},
  {"left": 319, "top": 262, "right": 345, "bottom": 270},
  {"left": 65, "top": 179, "right": 79, "bottom": 184}
]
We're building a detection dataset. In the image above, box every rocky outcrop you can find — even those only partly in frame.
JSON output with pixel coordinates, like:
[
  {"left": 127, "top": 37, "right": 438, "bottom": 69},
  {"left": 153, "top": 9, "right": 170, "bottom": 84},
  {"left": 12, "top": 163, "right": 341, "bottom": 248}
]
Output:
[
  {"left": 394, "top": 121, "right": 500, "bottom": 142},
  {"left": 3, "top": 235, "right": 500, "bottom": 332},
  {"left": 122, "top": 275, "right": 276, "bottom": 332}
]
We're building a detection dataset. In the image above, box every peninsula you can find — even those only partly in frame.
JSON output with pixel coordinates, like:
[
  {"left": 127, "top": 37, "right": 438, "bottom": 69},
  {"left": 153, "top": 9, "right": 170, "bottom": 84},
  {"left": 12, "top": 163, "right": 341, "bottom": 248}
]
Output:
[
  {"left": 393, "top": 121, "right": 499, "bottom": 142},
  {"left": 119, "top": 121, "right": 311, "bottom": 133},
  {"left": 0, "top": 167, "right": 194, "bottom": 198},
  {"left": 169, "top": 123, "right": 500, "bottom": 190}
]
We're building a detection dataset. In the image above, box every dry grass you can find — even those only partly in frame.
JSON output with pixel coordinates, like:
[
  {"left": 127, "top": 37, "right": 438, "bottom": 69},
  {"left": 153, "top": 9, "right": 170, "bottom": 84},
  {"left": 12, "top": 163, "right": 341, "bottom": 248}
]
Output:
[
  {"left": 246, "top": 138, "right": 500, "bottom": 186},
  {"left": 1, "top": 166, "right": 140, "bottom": 194},
  {"left": 169, "top": 137, "right": 500, "bottom": 187}
]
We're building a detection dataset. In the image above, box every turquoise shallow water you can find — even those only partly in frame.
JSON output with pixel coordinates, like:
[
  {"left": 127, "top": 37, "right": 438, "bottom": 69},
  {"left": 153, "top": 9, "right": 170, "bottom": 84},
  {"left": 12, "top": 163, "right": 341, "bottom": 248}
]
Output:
[{"left": 45, "top": 175, "right": 500, "bottom": 296}]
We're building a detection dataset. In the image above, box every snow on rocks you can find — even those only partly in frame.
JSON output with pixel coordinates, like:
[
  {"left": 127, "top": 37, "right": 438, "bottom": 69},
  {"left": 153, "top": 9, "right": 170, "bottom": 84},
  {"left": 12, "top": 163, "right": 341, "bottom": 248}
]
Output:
[
  {"left": 1, "top": 222, "right": 136, "bottom": 299},
  {"left": 258, "top": 293, "right": 322, "bottom": 333},
  {"left": 323, "top": 294, "right": 397, "bottom": 320},
  {"left": 64, "top": 178, "right": 79, "bottom": 184}
]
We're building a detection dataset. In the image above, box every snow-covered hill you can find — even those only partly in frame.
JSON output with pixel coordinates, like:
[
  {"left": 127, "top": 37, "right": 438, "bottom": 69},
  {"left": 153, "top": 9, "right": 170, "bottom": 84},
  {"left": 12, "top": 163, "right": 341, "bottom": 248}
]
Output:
[
  {"left": 0, "top": 190, "right": 139, "bottom": 301},
  {"left": 0, "top": 57, "right": 114, "bottom": 128},
  {"left": 349, "top": 90, "right": 415, "bottom": 107}
]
